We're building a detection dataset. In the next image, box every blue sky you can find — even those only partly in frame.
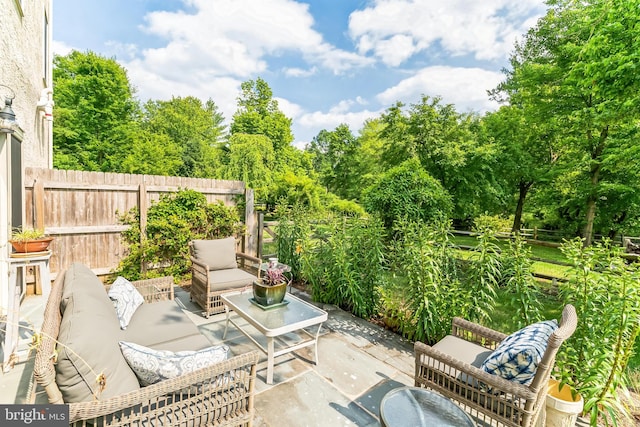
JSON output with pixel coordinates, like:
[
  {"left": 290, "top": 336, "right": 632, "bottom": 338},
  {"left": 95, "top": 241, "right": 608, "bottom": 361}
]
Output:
[{"left": 52, "top": 0, "right": 547, "bottom": 148}]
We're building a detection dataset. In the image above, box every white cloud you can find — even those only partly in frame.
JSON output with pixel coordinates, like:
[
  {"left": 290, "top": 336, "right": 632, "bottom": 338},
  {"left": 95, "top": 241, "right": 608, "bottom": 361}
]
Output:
[
  {"left": 349, "top": 0, "right": 546, "bottom": 65},
  {"left": 136, "top": 0, "right": 369, "bottom": 80},
  {"left": 298, "top": 103, "right": 383, "bottom": 136},
  {"left": 283, "top": 66, "right": 317, "bottom": 77},
  {"left": 274, "top": 97, "right": 303, "bottom": 120},
  {"left": 376, "top": 65, "right": 503, "bottom": 113},
  {"left": 121, "top": 0, "right": 373, "bottom": 108},
  {"left": 51, "top": 40, "right": 74, "bottom": 56},
  {"left": 374, "top": 34, "right": 417, "bottom": 67}
]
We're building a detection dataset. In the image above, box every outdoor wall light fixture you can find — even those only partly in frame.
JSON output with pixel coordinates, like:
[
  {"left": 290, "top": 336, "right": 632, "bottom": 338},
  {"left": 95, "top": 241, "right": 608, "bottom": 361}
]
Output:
[{"left": 0, "top": 84, "right": 18, "bottom": 134}]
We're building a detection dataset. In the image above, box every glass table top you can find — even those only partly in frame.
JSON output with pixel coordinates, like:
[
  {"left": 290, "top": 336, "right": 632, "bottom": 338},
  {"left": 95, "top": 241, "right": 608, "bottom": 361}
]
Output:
[
  {"left": 222, "top": 291, "right": 327, "bottom": 335},
  {"left": 380, "top": 387, "right": 475, "bottom": 427}
]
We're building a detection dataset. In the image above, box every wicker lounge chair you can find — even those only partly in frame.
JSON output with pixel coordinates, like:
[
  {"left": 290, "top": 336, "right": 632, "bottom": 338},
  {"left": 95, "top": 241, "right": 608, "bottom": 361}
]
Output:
[
  {"left": 414, "top": 304, "right": 577, "bottom": 427},
  {"left": 189, "top": 237, "right": 261, "bottom": 317}
]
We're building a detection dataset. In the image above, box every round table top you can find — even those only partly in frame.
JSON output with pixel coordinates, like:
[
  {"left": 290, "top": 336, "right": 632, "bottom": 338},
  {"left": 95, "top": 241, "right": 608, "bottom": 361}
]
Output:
[{"left": 380, "top": 387, "right": 475, "bottom": 427}]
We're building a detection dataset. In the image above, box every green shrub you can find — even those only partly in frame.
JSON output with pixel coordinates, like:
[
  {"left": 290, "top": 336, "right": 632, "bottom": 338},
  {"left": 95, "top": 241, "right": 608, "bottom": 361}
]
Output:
[
  {"left": 270, "top": 171, "right": 323, "bottom": 211},
  {"left": 325, "top": 196, "right": 366, "bottom": 217},
  {"left": 116, "top": 189, "right": 243, "bottom": 280},
  {"left": 362, "top": 158, "right": 453, "bottom": 233},
  {"left": 473, "top": 214, "right": 512, "bottom": 233}
]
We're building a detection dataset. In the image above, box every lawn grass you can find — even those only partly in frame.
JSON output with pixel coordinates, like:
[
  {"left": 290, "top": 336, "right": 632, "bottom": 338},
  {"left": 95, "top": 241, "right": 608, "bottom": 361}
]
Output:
[{"left": 453, "top": 234, "right": 570, "bottom": 264}]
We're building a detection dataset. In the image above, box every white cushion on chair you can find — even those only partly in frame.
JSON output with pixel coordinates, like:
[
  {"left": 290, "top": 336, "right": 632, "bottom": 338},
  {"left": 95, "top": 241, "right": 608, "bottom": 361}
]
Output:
[{"left": 191, "top": 238, "right": 237, "bottom": 270}]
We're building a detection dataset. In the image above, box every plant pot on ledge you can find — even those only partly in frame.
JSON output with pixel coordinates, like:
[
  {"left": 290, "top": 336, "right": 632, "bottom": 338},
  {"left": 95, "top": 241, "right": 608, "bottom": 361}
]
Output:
[{"left": 9, "top": 236, "right": 54, "bottom": 253}]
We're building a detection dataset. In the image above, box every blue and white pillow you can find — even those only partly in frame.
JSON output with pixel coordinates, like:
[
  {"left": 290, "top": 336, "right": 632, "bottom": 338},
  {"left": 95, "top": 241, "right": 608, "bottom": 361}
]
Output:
[
  {"left": 108, "top": 276, "right": 144, "bottom": 330},
  {"left": 481, "top": 320, "right": 558, "bottom": 386},
  {"left": 119, "top": 341, "right": 230, "bottom": 386}
]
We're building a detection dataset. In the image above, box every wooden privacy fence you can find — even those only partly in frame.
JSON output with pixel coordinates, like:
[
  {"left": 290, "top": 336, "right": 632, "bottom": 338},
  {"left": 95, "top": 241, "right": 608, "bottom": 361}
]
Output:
[{"left": 24, "top": 168, "right": 257, "bottom": 278}]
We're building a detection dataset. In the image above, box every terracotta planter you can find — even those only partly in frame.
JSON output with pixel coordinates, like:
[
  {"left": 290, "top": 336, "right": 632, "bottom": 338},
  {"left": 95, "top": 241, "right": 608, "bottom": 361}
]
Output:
[
  {"left": 252, "top": 280, "right": 288, "bottom": 306},
  {"left": 9, "top": 237, "right": 54, "bottom": 253}
]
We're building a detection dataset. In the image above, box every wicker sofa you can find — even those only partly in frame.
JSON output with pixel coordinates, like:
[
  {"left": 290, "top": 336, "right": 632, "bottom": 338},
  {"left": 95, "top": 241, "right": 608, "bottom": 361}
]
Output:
[{"left": 34, "top": 263, "right": 259, "bottom": 426}]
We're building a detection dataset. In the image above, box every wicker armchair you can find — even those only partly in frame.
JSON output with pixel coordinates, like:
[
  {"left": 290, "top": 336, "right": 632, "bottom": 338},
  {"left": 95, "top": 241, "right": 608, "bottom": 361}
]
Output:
[
  {"left": 414, "top": 304, "right": 577, "bottom": 427},
  {"left": 34, "top": 270, "right": 260, "bottom": 426},
  {"left": 189, "top": 237, "right": 261, "bottom": 317}
]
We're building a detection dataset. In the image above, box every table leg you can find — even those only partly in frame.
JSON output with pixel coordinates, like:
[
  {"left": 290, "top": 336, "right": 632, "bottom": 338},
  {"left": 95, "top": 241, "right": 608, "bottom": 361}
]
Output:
[
  {"left": 3, "top": 265, "right": 20, "bottom": 372},
  {"left": 223, "top": 306, "right": 230, "bottom": 339},
  {"left": 267, "top": 337, "right": 274, "bottom": 384},
  {"left": 41, "top": 259, "right": 51, "bottom": 300},
  {"left": 313, "top": 324, "right": 322, "bottom": 366}
]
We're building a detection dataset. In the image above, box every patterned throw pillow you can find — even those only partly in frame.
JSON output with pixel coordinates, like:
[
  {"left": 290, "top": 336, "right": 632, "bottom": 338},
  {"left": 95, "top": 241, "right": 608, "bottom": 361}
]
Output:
[
  {"left": 108, "top": 276, "right": 145, "bottom": 330},
  {"left": 481, "top": 320, "right": 558, "bottom": 386},
  {"left": 119, "top": 341, "right": 230, "bottom": 386}
]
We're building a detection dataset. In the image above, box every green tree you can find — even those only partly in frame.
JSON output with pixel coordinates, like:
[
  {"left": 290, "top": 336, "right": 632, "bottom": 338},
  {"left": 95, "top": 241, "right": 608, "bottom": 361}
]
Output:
[
  {"left": 482, "top": 106, "right": 556, "bottom": 232},
  {"left": 120, "top": 131, "right": 181, "bottom": 175},
  {"left": 231, "top": 78, "right": 294, "bottom": 155},
  {"left": 222, "top": 133, "right": 275, "bottom": 200},
  {"left": 494, "top": 0, "right": 640, "bottom": 244},
  {"left": 307, "top": 124, "right": 358, "bottom": 199},
  {"left": 363, "top": 158, "right": 453, "bottom": 232},
  {"left": 379, "top": 96, "right": 498, "bottom": 221},
  {"left": 141, "top": 96, "right": 226, "bottom": 178},
  {"left": 53, "top": 51, "right": 139, "bottom": 171}
]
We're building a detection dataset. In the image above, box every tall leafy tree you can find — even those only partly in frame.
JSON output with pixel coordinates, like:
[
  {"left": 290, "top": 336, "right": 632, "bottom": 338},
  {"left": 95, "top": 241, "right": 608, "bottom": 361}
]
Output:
[
  {"left": 482, "top": 106, "right": 557, "bottom": 232},
  {"left": 494, "top": 0, "right": 640, "bottom": 244},
  {"left": 307, "top": 124, "right": 359, "bottom": 199},
  {"left": 379, "top": 96, "right": 498, "bottom": 221},
  {"left": 53, "top": 51, "right": 139, "bottom": 171},
  {"left": 141, "top": 96, "right": 226, "bottom": 177},
  {"left": 231, "top": 78, "right": 294, "bottom": 155},
  {"left": 222, "top": 133, "right": 275, "bottom": 200}
]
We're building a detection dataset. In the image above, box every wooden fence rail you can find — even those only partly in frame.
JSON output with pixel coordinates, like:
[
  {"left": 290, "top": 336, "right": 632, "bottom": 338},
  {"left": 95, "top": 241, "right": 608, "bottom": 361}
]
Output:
[{"left": 24, "top": 168, "right": 257, "bottom": 278}]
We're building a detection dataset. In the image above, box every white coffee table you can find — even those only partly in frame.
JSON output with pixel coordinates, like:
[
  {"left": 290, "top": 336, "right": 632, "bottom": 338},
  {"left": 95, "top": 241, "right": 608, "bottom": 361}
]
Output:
[{"left": 221, "top": 290, "right": 328, "bottom": 384}]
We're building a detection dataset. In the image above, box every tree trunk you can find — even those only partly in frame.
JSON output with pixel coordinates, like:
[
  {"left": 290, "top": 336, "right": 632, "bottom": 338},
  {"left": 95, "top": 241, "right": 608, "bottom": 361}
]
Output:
[
  {"left": 582, "top": 126, "right": 608, "bottom": 246},
  {"left": 512, "top": 180, "right": 533, "bottom": 234}
]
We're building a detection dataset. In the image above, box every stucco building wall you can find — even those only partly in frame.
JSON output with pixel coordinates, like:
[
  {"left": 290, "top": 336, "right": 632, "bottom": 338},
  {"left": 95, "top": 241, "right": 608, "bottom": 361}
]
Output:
[{"left": 0, "top": 0, "right": 53, "bottom": 313}]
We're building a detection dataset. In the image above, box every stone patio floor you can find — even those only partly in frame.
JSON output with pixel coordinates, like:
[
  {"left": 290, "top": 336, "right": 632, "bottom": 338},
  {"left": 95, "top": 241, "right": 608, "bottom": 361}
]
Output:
[
  {"left": 1, "top": 286, "right": 593, "bottom": 426},
  {"left": 0, "top": 286, "right": 416, "bottom": 426}
]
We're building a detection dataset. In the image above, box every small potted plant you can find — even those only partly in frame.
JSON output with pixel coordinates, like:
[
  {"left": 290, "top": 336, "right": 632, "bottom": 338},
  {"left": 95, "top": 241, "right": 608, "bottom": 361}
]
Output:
[
  {"left": 252, "top": 263, "right": 290, "bottom": 307},
  {"left": 9, "top": 227, "right": 54, "bottom": 253}
]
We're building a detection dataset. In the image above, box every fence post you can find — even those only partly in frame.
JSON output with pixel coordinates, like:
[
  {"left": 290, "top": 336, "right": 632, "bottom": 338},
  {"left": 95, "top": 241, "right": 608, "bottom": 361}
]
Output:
[
  {"left": 139, "top": 183, "right": 147, "bottom": 274},
  {"left": 258, "top": 212, "right": 264, "bottom": 260},
  {"left": 244, "top": 188, "right": 257, "bottom": 257},
  {"left": 32, "top": 179, "right": 45, "bottom": 231}
]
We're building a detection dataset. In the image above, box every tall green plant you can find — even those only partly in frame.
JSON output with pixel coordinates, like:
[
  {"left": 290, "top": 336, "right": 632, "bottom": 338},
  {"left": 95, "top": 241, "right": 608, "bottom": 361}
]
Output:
[
  {"left": 558, "top": 238, "right": 640, "bottom": 426},
  {"left": 302, "top": 215, "right": 385, "bottom": 319},
  {"left": 501, "top": 234, "right": 543, "bottom": 327},
  {"left": 390, "top": 219, "right": 463, "bottom": 343},
  {"left": 274, "top": 204, "right": 313, "bottom": 280},
  {"left": 465, "top": 221, "right": 501, "bottom": 323}
]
